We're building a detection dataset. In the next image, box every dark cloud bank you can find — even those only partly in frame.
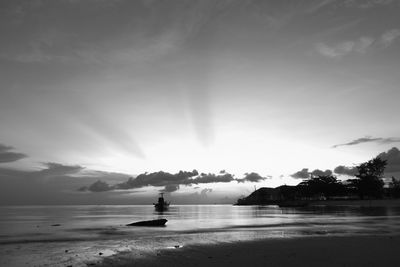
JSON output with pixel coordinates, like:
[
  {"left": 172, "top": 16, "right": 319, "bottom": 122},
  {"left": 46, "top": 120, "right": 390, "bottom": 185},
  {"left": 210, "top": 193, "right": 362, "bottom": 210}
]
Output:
[
  {"left": 0, "top": 144, "right": 132, "bottom": 204},
  {"left": 0, "top": 144, "right": 27, "bottom": 163},
  {"left": 0, "top": 142, "right": 270, "bottom": 204},
  {"left": 291, "top": 168, "right": 332, "bottom": 179},
  {"left": 80, "top": 170, "right": 269, "bottom": 193},
  {"left": 291, "top": 147, "right": 400, "bottom": 179},
  {"left": 1, "top": 142, "right": 400, "bottom": 204},
  {"left": 333, "top": 165, "right": 358, "bottom": 176},
  {"left": 377, "top": 147, "right": 400, "bottom": 173}
]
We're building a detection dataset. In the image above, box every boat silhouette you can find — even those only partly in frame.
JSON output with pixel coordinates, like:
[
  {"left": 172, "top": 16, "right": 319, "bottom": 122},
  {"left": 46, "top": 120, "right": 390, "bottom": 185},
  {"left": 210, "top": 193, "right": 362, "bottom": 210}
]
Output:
[
  {"left": 126, "top": 218, "right": 167, "bottom": 227},
  {"left": 154, "top": 192, "right": 170, "bottom": 211}
]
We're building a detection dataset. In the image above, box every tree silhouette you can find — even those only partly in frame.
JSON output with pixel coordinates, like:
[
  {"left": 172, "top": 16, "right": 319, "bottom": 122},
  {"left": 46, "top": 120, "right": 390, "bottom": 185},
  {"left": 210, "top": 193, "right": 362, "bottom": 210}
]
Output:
[
  {"left": 297, "top": 175, "right": 345, "bottom": 199},
  {"left": 389, "top": 177, "right": 400, "bottom": 198},
  {"left": 350, "top": 157, "right": 386, "bottom": 199}
]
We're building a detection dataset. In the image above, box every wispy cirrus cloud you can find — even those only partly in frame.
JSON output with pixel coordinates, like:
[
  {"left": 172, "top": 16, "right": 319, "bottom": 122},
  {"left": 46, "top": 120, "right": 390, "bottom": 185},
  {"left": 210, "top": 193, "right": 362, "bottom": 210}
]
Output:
[
  {"left": 379, "top": 29, "right": 400, "bottom": 48},
  {"left": 305, "top": 0, "right": 336, "bottom": 13},
  {"left": 315, "top": 37, "right": 374, "bottom": 58},
  {"left": 333, "top": 137, "right": 400, "bottom": 148},
  {"left": 343, "top": 0, "right": 395, "bottom": 9},
  {"left": 0, "top": 0, "right": 239, "bottom": 65},
  {"left": 315, "top": 29, "right": 400, "bottom": 58}
]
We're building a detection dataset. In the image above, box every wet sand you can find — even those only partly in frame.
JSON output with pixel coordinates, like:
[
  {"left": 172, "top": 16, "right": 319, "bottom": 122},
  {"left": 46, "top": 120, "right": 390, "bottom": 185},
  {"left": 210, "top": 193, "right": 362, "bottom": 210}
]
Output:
[{"left": 97, "top": 235, "right": 400, "bottom": 267}]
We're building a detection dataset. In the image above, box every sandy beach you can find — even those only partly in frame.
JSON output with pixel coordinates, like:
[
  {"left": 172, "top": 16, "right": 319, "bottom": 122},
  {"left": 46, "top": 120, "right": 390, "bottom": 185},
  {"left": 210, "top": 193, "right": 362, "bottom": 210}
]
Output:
[{"left": 97, "top": 235, "right": 400, "bottom": 267}]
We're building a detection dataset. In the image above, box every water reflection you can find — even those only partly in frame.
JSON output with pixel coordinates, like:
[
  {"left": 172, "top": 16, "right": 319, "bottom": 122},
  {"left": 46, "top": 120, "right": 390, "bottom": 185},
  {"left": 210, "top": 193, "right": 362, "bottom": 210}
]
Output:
[
  {"left": 1, "top": 204, "right": 400, "bottom": 244},
  {"left": 1, "top": 204, "right": 400, "bottom": 267}
]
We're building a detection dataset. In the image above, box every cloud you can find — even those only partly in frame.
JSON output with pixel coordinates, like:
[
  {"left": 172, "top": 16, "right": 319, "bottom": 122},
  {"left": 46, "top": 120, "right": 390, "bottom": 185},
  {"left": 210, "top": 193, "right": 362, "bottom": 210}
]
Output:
[
  {"left": 315, "top": 28, "right": 400, "bottom": 58},
  {"left": 0, "top": 161, "right": 131, "bottom": 204},
  {"left": 355, "top": 37, "right": 376, "bottom": 52},
  {"left": 0, "top": 153, "right": 240, "bottom": 204},
  {"left": 81, "top": 170, "right": 259, "bottom": 193},
  {"left": 200, "top": 188, "right": 213, "bottom": 197},
  {"left": 332, "top": 147, "right": 400, "bottom": 177},
  {"left": 310, "top": 169, "right": 333, "bottom": 177},
  {"left": 85, "top": 180, "right": 113, "bottom": 192},
  {"left": 315, "top": 37, "right": 374, "bottom": 58},
  {"left": 305, "top": 0, "right": 336, "bottom": 13},
  {"left": 115, "top": 170, "right": 199, "bottom": 190},
  {"left": 291, "top": 168, "right": 333, "bottom": 179},
  {"left": 189, "top": 187, "right": 213, "bottom": 197},
  {"left": 332, "top": 137, "right": 400, "bottom": 148},
  {"left": 0, "top": 1, "right": 233, "bottom": 66},
  {"left": 237, "top": 172, "right": 268, "bottom": 183},
  {"left": 334, "top": 165, "right": 358, "bottom": 176},
  {"left": 0, "top": 160, "right": 128, "bottom": 191},
  {"left": 162, "top": 184, "right": 180, "bottom": 193},
  {"left": 39, "top": 162, "right": 85, "bottom": 177},
  {"left": 182, "top": 188, "right": 214, "bottom": 203},
  {"left": 379, "top": 29, "right": 400, "bottom": 48},
  {"left": 291, "top": 168, "right": 310, "bottom": 179},
  {"left": 343, "top": 0, "right": 395, "bottom": 9},
  {"left": 77, "top": 170, "right": 132, "bottom": 192},
  {"left": 377, "top": 147, "right": 400, "bottom": 173},
  {"left": 0, "top": 144, "right": 27, "bottom": 163},
  {"left": 189, "top": 172, "right": 235, "bottom": 185}
]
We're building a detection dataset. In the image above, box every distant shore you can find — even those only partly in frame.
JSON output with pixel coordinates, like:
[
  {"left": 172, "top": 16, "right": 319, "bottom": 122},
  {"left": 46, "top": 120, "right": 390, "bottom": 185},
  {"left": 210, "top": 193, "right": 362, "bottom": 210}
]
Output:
[
  {"left": 97, "top": 235, "right": 400, "bottom": 267},
  {"left": 235, "top": 198, "right": 400, "bottom": 207}
]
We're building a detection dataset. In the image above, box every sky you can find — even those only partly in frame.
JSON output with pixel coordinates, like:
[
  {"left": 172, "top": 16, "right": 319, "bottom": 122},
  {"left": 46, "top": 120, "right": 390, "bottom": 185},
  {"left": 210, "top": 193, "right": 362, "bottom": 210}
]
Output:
[{"left": 1, "top": 0, "right": 400, "bottom": 204}]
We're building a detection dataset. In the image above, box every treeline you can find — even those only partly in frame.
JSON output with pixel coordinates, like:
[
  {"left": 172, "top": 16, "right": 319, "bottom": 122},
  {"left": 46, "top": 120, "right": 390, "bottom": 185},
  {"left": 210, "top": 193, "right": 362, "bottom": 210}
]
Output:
[{"left": 282, "top": 157, "right": 400, "bottom": 201}]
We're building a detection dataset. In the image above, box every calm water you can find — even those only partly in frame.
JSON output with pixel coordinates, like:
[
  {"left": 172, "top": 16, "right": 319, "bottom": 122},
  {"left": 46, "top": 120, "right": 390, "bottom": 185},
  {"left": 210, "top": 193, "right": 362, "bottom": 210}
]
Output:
[{"left": 1, "top": 204, "right": 400, "bottom": 266}]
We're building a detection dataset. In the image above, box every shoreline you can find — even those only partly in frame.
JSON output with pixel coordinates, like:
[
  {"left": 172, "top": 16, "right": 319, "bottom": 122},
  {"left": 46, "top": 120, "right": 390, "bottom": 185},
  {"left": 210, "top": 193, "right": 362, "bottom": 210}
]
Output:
[
  {"left": 234, "top": 198, "right": 400, "bottom": 207},
  {"left": 96, "top": 234, "right": 400, "bottom": 267}
]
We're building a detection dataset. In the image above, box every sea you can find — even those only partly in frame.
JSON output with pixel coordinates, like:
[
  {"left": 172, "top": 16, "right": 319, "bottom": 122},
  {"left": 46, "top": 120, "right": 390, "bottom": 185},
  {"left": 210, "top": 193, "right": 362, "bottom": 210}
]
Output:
[{"left": 1, "top": 204, "right": 400, "bottom": 266}]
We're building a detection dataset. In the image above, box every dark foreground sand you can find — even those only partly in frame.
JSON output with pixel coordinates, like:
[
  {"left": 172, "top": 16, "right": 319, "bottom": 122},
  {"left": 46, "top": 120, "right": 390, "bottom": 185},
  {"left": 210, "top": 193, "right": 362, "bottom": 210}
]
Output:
[{"left": 97, "top": 235, "right": 400, "bottom": 267}]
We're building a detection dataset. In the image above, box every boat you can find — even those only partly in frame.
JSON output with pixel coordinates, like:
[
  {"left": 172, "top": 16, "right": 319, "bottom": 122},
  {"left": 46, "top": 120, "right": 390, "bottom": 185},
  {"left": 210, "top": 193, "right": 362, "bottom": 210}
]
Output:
[
  {"left": 126, "top": 218, "right": 167, "bottom": 227},
  {"left": 154, "top": 193, "right": 170, "bottom": 211}
]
